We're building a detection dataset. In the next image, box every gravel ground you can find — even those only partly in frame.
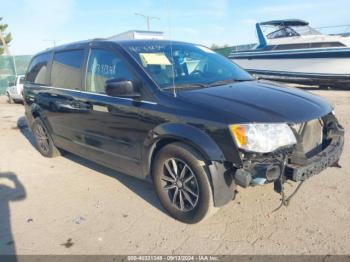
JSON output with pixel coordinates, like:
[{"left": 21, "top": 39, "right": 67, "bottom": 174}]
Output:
[{"left": 0, "top": 89, "right": 349, "bottom": 255}]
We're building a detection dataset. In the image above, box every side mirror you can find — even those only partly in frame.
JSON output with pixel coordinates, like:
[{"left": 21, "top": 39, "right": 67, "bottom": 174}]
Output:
[{"left": 105, "top": 78, "right": 140, "bottom": 98}]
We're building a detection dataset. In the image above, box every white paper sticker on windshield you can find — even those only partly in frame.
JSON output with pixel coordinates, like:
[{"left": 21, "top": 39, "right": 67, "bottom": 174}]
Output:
[
  {"left": 196, "top": 45, "right": 215, "bottom": 53},
  {"left": 139, "top": 53, "right": 171, "bottom": 66}
]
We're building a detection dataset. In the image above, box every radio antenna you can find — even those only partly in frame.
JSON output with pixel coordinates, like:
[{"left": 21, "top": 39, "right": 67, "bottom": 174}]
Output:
[{"left": 166, "top": 0, "right": 176, "bottom": 97}]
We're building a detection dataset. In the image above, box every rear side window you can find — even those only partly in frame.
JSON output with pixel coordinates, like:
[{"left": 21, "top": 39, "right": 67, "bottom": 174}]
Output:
[
  {"left": 26, "top": 52, "right": 50, "bottom": 84},
  {"left": 51, "top": 49, "right": 84, "bottom": 90},
  {"left": 86, "top": 49, "right": 134, "bottom": 94}
]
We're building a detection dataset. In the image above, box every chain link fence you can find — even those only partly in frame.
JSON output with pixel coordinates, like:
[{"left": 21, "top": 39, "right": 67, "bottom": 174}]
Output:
[{"left": 0, "top": 55, "right": 32, "bottom": 94}]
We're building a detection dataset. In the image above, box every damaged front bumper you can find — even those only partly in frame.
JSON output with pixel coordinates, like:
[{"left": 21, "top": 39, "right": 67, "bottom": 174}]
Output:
[
  {"left": 212, "top": 114, "right": 344, "bottom": 207},
  {"left": 285, "top": 132, "right": 344, "bottom": 181},
  {"left": 233, "top": 116, "right": 344, "bottom": 188}
]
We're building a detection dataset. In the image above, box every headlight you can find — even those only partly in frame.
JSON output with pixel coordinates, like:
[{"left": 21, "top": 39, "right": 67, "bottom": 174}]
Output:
[{"left": 229, "top": 123, "right": 297, "bottom": 153}]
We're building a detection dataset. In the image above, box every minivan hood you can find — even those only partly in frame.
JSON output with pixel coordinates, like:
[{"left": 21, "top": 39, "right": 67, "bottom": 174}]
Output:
[{"left": 177, "top": 81, "right": 332, "bottom": 123}]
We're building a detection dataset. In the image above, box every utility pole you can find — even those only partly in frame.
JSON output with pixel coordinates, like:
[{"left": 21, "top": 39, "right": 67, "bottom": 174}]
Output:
[
  {"left": 134, "top": 13, "right": 160, "bottom": 31},
  {"left": 43, "top": 39, "right": 58, "bottom": 48}
]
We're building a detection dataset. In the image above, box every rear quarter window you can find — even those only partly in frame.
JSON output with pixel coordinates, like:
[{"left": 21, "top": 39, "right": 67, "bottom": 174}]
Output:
[{"left": 26, "top": 52, "right": 50, "bottom": 85}]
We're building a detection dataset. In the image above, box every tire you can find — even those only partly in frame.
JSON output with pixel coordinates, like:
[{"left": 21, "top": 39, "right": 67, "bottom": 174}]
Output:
[
  {"left": 32, "top": 118, "right": 61, "bottom": 158},
  {"left": 152, "top": 142, "right": 217, "bottom": 223},
  {"left": 7, "top": 93, "right": 13, "bottom": 104}
]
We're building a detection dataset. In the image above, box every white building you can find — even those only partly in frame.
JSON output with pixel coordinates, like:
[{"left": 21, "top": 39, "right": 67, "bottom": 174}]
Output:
[{"left": 108, "top": 30, "right": 164, "bottom": 41}]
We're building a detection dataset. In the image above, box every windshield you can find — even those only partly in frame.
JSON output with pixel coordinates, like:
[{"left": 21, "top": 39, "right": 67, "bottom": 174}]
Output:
[
  {"left": 123, "top": 42, "right": 253, "bottom": 89},
  {"left": 265, "top": 25, "right": 321, "bottom": 39},
  {"left": 292, "top": 25, "right": 321, "bottom": 36}
]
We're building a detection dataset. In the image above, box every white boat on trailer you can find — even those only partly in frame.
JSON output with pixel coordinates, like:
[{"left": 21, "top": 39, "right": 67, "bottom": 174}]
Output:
[{"left": 229, "top": 19, "right": 350, "bottom": 88}]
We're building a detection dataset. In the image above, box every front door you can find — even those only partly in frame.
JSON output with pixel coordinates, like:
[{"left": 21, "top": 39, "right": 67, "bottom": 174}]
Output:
[{"left": 73, "top": 46, "right": 145, "bottom": 176}]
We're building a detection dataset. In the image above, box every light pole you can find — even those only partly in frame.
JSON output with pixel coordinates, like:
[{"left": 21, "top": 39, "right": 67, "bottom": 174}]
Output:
[
  {"left": 134, "top": 13, "right": 160, "bottom": 31},
  {"left": 43, "top": 39, "right": 58, "bottom": 48}
]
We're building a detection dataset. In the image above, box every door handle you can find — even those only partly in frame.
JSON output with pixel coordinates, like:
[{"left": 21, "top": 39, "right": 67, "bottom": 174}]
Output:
[{"left": 54, "top": 101, "right": 92, "bottom": 113}]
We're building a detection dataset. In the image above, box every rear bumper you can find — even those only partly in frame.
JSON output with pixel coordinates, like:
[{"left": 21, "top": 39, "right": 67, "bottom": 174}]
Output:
[
  {"left": 286, "top": 134, "right": 344, "bottom": 181},
  {"left": 13, "top": 96, "right": 23, "bottom": 101},
  {"left": 10, "top": 93, "right": 23, "bottom": 101}
]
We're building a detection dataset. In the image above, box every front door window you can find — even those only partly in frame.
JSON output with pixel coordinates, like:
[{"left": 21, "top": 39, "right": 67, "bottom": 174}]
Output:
[{"left": 86, "top": 49, "right": 134, "bottom": 94}]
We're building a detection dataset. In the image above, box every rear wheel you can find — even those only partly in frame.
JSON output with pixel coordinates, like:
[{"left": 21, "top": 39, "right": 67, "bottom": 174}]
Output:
[
  {"left": 6, "top": 93, "right": 13, "bottom": 104},
  {"left": 32, "top": 118, "right": 61, "bottom": 158},
  {"left": 152, "top": 142, "right": 216, "bottom": 223}
]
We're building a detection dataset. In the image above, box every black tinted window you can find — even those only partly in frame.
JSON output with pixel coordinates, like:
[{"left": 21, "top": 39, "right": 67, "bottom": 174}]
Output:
[
  {"left": 26, "top": 52, "right": 50, "bottom": 84},
  {"left": 51, "top": 49, "right": 84, "bottom": 90},
  {"left": 86, "top": 49, "right": 133, "bottom": 93}
]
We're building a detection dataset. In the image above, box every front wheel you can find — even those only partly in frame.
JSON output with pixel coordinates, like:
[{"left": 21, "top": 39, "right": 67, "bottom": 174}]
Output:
[{"left": 152, "top": 142, "right": 216, "bottom": 223}]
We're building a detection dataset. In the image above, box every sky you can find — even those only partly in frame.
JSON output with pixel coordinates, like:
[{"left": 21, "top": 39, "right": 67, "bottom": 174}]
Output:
[{"left": 2, "top": 0, "right": 350, "bottom": 55}]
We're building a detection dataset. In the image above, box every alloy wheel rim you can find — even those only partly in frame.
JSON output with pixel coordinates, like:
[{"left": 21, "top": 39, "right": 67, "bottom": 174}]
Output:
[
  {"left": 161, "top": 158, "right": 199, "bottom": 211},
  {"left": 35, "top": 123, "right": 50, "bottom": 154}
]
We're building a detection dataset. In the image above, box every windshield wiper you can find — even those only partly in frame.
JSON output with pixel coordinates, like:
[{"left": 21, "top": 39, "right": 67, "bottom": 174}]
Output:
[
  {"left": 208, "top": 78, "right": 253, "bottom": 87},
  {"left": 162, "top": 78, "right": 254, "bottom": 90},
  {"left": 162, "top": 83, "right": 208, "bottom": 90}
]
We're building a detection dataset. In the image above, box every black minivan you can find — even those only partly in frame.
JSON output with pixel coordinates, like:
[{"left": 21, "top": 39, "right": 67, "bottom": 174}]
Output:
[{"left": 23, "top": 39, "right": 344, "bottom": 223}]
